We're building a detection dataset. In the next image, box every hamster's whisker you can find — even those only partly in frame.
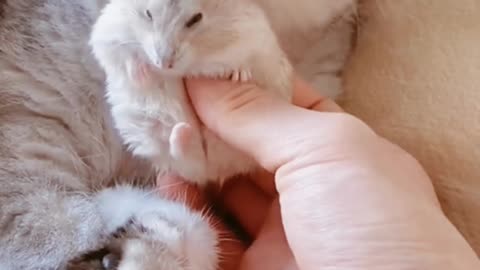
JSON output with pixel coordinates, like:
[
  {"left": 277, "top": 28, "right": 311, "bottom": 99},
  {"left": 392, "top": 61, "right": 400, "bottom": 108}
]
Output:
[
  {"left": 155, "top": 181, "right": 183, "bottom": 192},
  {"left": 217, "top": 237, "right": 242, "bottom": 243},
  {"left": 114, "top": 41, "right": 142, "bottom": 48},
  {"left": 174, "top": 48, "right": 186, "bottom": 61},
  {"left": 216, "top": 250, "right": 243, "bottom": 259}
]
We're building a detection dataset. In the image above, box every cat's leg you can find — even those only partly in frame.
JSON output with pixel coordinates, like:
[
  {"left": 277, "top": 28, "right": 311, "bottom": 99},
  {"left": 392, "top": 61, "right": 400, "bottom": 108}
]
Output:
[
  {"left": 94, "top": 185, "right": 218, "bottom": 270},
  {"left": 0, "top": 169, "right": 173, "bottom": 270},
  {"left": 0, "top": 170, "right": 109, "bottom": 270},
  {"left": 67, "top": 250, "right": 110, "bottom": 270},
  {"left": 0, "top": 74, "right": 125, "bottom": 269}
]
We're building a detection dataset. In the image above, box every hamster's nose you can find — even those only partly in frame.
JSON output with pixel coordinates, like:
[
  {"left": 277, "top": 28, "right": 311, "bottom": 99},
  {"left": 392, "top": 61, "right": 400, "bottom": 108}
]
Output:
[
  {"left": 157, "top": 57, "right": 174, "bottom": 69},
  {"left": 165, "top": 59, "right": 174, "bottom": 69}
]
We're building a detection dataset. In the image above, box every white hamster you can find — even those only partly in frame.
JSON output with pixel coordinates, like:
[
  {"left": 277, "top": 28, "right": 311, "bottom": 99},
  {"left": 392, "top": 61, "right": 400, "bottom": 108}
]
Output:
[{"left": 89, "top": 0, "right": 294, "bottom": 186}]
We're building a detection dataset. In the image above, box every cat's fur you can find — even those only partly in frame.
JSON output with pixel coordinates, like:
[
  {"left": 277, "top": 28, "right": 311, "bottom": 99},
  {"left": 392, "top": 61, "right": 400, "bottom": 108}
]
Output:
[{"left": 0, "top": 0, "right": 355, "bottom": 269}]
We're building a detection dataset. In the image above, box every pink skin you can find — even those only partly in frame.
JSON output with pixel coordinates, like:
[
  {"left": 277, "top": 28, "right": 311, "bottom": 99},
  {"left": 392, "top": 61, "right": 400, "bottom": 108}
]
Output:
[
  {"left": 167, "top": 77, "right": 480, "bottom": 270},
  {"left": 128, "top": 58, "right": 157, "bottom": 88}
]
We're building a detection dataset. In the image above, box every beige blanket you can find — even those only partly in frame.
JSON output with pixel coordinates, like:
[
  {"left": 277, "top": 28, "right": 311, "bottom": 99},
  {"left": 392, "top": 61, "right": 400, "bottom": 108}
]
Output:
[{"left": 341, "top": 0, "right": 480, "bottom": 255}]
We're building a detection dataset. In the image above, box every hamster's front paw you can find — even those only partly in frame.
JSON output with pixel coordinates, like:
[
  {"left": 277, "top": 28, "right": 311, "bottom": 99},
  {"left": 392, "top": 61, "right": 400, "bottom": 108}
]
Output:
[
  {"left": 125, "top": 57, "right": 157, "bottom": 88},
  {"left": 167, "top": 122, "right": 208, "bottom": 182},
  {"left": 169, "top": 122, "right": 195, "bottom": 160}
]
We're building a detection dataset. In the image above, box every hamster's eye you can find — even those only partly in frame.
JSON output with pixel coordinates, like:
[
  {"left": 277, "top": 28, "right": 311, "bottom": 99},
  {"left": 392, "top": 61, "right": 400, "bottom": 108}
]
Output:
[
  {"left": 185, "top": 13, "right": 203, "bottom": 28},
  {"left": 145, "top": 9, "right": 153, "bottom": 21}
]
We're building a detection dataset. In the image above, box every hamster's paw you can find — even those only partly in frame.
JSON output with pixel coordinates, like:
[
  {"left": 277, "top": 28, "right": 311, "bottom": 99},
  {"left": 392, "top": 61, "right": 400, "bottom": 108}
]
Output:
[
  {"left": 229, "top": 69, "right": 252, "bottom": 83},
  {"left": 168, "top": 122, "right": 208, "bottom": 182},
  {"left": 169, "top": 122, "right": 194, "bottom": 160},
  {"left": 126, "top": 57, "right": 156, "bottom": 87}
]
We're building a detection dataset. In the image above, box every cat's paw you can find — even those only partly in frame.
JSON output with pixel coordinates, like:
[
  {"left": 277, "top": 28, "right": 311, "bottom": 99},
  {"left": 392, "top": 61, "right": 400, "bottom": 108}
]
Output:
[
  {"left": 229, "top": 69, "right": 252, "bottom": 82},
  {"left": 102, "top": 253, "right": 120, "bottom": 270},
  {"left": 66, "top": 248, "right": 112, "bottom": 270},
  {"left": 95, "top": 186, "right": 218, "bottom": 270},
  {"left": 67, "top": 244, "right": 120, "bottom": 270},
  {"left": 103, "top": 211, "right": 218, "bottom": 270}
]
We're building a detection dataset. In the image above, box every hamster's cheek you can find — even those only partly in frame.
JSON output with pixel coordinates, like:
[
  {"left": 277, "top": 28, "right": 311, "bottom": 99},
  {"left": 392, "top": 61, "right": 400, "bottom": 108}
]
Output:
[
  {"left": 140, "top": 38, "right": 157, "bottom": 65},
  {"left": 174, "top": 45, "right": 196, "bottom": 72}
]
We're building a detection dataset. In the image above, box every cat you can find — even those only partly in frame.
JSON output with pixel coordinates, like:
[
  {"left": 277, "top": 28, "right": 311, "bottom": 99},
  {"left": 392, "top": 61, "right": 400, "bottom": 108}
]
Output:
[{"left": 0, "top": 0, "right": 356, "bottom": 269}]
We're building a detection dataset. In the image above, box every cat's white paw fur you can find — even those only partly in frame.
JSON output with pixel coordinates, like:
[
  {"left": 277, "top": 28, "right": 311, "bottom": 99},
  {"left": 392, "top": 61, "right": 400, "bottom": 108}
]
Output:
[{"left": 95, "top": 186, "right": 218, "bottom": 270}]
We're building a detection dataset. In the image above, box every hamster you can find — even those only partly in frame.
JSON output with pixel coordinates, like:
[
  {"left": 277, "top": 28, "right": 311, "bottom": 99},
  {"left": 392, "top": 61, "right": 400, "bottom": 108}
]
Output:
[{"left": 89, "top": 0, "right": 294, "bottom": 185}]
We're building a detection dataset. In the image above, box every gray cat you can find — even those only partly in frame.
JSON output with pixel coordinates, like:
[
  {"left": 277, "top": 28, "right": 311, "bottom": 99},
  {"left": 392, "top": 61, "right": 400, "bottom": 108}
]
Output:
[
  {"left": 0, "top": 1, "right": 219, "bottom": 269},
  {"left": 0, "top": 0, "right": 355, "bottom": 269}
]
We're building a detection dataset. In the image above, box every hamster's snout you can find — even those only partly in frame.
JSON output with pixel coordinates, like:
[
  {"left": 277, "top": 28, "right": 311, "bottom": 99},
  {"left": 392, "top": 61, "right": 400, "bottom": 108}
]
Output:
[
  {"left": 159, "top": 56, "right": 174, "bottom": 69},
  {"left": 154, "top": 48, "right": 176, "bottom": 70},
  {"left": 144, "top": 37, "right": 177, "bottom": 70}
]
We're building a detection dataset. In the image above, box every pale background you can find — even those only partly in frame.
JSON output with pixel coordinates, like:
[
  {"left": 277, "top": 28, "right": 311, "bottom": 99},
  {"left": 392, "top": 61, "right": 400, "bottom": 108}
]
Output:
[{"left": 341, "top": 0, "right": 480, "bottom": 255}]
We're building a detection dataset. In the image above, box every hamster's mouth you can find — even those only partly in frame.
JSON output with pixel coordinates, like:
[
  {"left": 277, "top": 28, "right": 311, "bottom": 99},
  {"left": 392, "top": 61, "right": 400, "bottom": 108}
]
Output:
[
  {"left": 148, "top": 61, "right": 251, "bottom": 84},
  {"left": 185, "top": 69, "right": 253, "bottom": 84},
  {"left": 154, "top": 67, "right": 183, "bottom": 78}
]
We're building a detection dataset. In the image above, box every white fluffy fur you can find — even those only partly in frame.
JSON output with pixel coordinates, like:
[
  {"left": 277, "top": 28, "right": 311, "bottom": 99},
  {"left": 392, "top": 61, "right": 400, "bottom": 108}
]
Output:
[
  {"left": 0, "top": 0, "right": 355, "bottom": 269},
  {"left": 256, "top": 0, "right": 356, "bottom": 98},
  {"left": 96, "top": 186, "right": 218, "bottom": 270},
  {"left": 89, "top": 0, "right": 294, "bottom": 185}
]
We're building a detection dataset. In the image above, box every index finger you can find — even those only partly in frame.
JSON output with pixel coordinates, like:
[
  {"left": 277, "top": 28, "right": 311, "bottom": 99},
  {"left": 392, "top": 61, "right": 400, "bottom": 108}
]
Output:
[{"left": 292, "top": 76, "right": 344, "bottom": 112}]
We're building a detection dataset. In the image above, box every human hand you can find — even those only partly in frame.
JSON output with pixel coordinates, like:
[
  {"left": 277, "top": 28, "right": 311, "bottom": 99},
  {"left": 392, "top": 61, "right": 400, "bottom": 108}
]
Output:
[
  {"left": 162, "top": 77, "right": 480, "bottom": 270},
  {"left": 158, "top": 169, "right": 300, "bottom": 270},
  {"left": 156, "top": 174, "right": 247, "bottom": 270}
]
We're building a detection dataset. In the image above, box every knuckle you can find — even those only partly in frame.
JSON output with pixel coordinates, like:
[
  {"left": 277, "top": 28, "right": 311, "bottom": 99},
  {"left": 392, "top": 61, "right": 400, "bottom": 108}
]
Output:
[{"left": 221, "top": 83, "right": 269, "bottom": 112}]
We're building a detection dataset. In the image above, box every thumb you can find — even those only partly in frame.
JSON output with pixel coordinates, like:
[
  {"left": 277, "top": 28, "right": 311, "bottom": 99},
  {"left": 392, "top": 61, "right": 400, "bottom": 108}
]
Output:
[{"left": 185, "top": 78, "right": 342, "bottom": 171}]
